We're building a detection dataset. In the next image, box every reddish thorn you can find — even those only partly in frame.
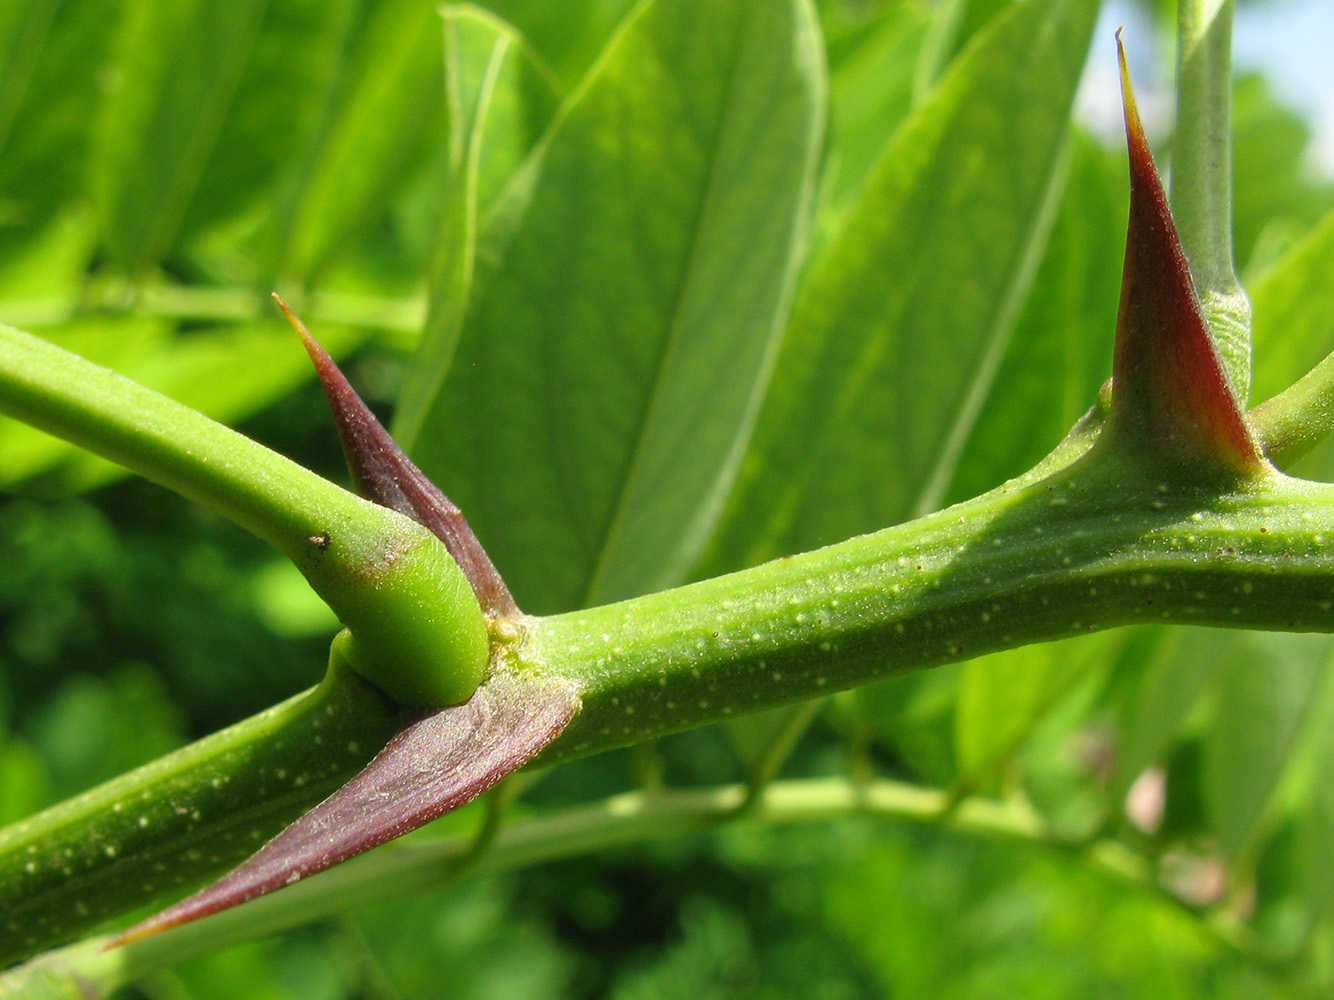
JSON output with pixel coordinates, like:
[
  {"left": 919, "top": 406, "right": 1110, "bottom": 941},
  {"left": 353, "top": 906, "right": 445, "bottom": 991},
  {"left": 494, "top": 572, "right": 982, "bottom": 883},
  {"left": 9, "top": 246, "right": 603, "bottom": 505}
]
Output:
[
  {"left": 272, "top": 295, "right": 518, "bottom": 618},
  {"left": 109, "top": 671, "right": 579, "bottom": 947},
  {"left": 1108, "top": 33, "right": 1261, "bottom": 474}
]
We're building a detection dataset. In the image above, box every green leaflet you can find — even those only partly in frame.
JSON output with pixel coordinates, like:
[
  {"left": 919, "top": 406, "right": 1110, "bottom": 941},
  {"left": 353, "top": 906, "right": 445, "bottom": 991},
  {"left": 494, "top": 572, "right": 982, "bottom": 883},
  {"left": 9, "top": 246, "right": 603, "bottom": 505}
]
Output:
[
  {"left": 0, "top": 0, "right": 114, "bottom": 257},
  {"left": 178, "top": 0, "right": 360, "bottom": 261},
  {"left": 408, "top": 0, "right": 826, "bottom": 613},
  {"left": 276, "top": 0, "right": 446, "bottom": 284},
  {"left": 945, "top": 131, "right": 1125, "bottom": 505},
  {"left": 823, "top": 2, "right": 930, "bottom": 214},
  {"left": 0, "top": 0, "right": 57, "bottom": 163},
  {"left": 702, "top": 0, "right": 1099, "bottom": 573}
]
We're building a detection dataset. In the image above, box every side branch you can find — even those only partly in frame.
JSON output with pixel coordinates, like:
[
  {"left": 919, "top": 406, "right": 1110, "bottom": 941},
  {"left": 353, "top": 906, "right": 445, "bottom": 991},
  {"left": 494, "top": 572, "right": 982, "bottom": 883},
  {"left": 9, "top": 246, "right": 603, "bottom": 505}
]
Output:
[{"left": 0, "top": 776, "right": 1253, "bottom": 1000}]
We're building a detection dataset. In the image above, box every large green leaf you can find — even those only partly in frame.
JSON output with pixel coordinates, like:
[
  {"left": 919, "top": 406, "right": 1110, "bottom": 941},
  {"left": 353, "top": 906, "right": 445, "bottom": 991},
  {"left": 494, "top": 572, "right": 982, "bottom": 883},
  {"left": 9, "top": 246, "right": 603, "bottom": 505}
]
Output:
[
  {"left": 702, "top": 0, "right": 1099, "bottom": 573},
  {"left": 822, "top": 2, "right": 930, "bottom": 213},
  {"left": 944, "top": 130, "right": 1125, "bottom": 505},
  {"left": 176, "top": 0, "right": 360, "bottom": 261},
  {"left": 409, "top": 0, "right": 826, "bottom": 613},
  {"left": 0, "top": 0, "right": 58, "bottom": 161},
  {"left": 0, "top": 0, "right": 118, "bottom": 254}
]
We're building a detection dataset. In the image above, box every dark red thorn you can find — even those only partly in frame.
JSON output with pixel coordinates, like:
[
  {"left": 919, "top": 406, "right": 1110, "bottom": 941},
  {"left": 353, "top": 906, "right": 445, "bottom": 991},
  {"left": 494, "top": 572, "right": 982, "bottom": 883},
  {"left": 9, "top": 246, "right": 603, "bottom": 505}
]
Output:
[
  {"left": 273, "top": 295, "right": 518, "bottom": 618},
  {"left": 109, "top": 671, "right": 579, "bottom": 947},
  {"left": 1107, "top": 33, "right": 1262, "bottom": 475}
]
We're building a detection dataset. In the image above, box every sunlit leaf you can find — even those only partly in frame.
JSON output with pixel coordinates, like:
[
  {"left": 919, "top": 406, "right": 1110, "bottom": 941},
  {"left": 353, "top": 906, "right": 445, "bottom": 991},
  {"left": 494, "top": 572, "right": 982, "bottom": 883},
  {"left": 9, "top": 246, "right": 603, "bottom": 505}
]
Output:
[
  {"left": 944, "top": 131, "right": 1124, "bottom": 504},
  {"left": 410, "top": 0, "right": 826, "bottom": 613},
  {"left": 823, "top": 2, "right": 930, "bottom": 213},
  {"left": 702, "top": 0, "right": 1099, "bottom": 571},
  {"left": 1250, "top": 208, "right": 1334, "bottom": 479},
  {"left": 276, "top": 0, "right": 447, "bottom": 284}
]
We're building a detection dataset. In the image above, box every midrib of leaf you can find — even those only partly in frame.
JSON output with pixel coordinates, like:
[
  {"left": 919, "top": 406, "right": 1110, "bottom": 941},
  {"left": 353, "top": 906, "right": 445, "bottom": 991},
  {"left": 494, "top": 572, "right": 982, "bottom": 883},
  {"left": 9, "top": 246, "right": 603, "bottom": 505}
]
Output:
[
  {"left": 578, "top": 10, "right": 750, "bottom": 608},
  {"left": 393, "top": 27, "right": 511, "bottom": 451},
  {"left": 911, "top": 132, "right": 1072, "bottom": 518}
]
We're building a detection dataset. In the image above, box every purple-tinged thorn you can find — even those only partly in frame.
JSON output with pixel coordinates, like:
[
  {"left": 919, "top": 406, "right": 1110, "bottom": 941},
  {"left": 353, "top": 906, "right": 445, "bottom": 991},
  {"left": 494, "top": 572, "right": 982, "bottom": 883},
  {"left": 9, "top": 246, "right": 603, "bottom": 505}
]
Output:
[
  {"left": 273, "top": 294, "right": 518, "bottom": 619},
  {"left": 110, "top": 670, "right": 579, "bottom": 946}
]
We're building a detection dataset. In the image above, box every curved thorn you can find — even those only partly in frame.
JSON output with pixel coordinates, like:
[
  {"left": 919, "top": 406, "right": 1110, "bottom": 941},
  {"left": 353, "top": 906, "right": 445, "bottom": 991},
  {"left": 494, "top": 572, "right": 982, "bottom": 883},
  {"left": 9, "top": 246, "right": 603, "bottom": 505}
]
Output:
[{"left": 109, "top": 670, "right": 579, "bottom": 947}]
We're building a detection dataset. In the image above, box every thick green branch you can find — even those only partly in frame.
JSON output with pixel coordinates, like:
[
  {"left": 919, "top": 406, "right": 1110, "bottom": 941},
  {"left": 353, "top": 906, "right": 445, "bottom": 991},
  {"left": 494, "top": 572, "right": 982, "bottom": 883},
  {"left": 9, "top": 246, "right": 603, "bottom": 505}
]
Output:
[
  {"left": 10, "top": 413, "right": 1334, "bottom": 961},
  {"left": 1172, "top": 0, "right": 1251, "bottom": 400},
  {"left": 8, "top": 323, "right": 1334, "bottom": 968},
  {"left": 529, "top": 453, "right": 1334, "bottom": 762},
  {"left": 0, "top": 324, "right": 356, "bottom": 551}
]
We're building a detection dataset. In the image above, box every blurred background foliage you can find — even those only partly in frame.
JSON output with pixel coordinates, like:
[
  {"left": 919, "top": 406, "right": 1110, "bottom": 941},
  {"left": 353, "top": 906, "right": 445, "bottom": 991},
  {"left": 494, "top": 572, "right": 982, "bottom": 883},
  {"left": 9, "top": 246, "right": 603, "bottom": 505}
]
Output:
[{"left": 3, "top": 0, "right": 1334, "bottom": 995}]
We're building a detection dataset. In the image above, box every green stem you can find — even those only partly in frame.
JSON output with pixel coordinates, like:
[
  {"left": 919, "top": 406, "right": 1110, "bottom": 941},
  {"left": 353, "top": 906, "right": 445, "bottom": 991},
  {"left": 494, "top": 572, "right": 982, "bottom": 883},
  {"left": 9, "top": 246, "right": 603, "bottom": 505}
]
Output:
[
  {"left": 11, "top": 422, "right": 1334, "bottom": 959},
  {"left": 9, "top": 322, "right": 1334, "bottom": 968},
  {"left": 0, "top": 323, "right": 382, "bottom": 555},
  {"left": 0, "top": 285, "right": 423, "bottom": 340},
  {"left": 3, "top": 775, "right": 1268, "bottom": 999},
  {"left": 1172, "top": 0, "right": 1251, "bottom": 401},
  {"left": 0, "top": 662, "right": 400, "bottom": 968}
]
